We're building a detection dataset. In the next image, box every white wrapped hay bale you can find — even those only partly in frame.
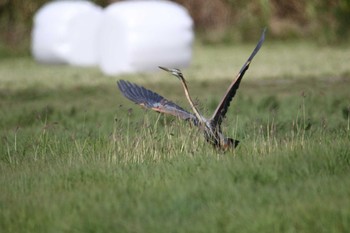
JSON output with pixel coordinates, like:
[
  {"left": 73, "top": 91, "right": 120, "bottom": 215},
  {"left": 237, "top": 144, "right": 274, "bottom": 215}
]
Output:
[
  {"left": 31, "top": 0, "right": 102, "bottom": 66},
  {"left": 98, "top": 0, "right": 194, "bottom": 75}
]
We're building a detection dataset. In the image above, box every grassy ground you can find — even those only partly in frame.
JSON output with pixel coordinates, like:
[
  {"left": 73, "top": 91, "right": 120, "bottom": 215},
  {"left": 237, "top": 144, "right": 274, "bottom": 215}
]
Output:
[{"left": 1, "top": 41, "right": 350, "bottom": 232}]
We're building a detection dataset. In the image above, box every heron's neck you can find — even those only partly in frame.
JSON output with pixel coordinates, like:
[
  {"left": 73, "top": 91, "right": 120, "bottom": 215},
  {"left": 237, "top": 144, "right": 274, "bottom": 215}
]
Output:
[{"left": 180, "top": 78, "right": 205, "bottom": 122}]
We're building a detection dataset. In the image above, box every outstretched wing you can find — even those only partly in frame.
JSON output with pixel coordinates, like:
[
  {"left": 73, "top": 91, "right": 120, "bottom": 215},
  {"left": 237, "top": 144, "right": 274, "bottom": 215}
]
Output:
[
  {"left": 117, "top": 80, "right": 197, "bottom": 122},
  {"left": 210, "top": 28, "right": 266, "bottom": 127}
]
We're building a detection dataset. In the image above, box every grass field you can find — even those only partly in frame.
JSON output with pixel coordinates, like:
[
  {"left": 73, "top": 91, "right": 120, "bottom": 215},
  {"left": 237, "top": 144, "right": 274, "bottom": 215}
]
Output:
[{"left": 1, "top": 41, "right": 350, "bottom": 232}]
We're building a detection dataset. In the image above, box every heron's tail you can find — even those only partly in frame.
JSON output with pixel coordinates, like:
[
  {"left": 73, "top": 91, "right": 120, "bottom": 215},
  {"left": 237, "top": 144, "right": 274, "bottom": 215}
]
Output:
[{"left": 227, "top": 138, "right": 240, "bottom": 148}]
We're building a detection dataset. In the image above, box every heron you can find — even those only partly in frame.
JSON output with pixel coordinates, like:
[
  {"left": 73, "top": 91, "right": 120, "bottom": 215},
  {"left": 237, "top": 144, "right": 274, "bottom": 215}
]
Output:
[{"left": 117, "top": 29, "right": 266, "bottom": 150}]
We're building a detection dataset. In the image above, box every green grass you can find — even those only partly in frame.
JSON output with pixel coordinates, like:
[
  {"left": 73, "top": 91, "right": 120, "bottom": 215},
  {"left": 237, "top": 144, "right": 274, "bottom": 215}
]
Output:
[{"left": 1, "top": 41, "right": 350, "bottom": 232}]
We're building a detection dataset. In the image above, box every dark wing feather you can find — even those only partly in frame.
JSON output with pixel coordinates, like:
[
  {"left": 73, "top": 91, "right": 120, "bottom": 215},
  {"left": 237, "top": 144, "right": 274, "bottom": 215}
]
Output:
[
  {"left": 210, "top": 28, "right": 266, "bottom": 127},
  {"left": 117, "top": 80, "right": 196, "bottom": 122}
]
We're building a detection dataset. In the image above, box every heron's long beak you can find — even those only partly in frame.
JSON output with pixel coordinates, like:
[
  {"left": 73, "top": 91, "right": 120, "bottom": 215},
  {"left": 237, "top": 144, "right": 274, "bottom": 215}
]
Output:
[{"left": 158, "top": 66, "right": 171, "bottom": 72}]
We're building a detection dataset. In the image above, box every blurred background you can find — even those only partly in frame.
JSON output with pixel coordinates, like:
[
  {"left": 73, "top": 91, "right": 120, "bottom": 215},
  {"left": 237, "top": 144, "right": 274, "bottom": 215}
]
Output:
[{"left": 1, "top": 0, "right": 350, "bottom": 57}]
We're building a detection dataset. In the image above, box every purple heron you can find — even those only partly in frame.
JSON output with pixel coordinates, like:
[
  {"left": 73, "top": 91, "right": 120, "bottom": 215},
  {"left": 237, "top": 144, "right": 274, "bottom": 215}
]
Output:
[{"left": 117, "top": 29, "right": 266, "bottom": 150}]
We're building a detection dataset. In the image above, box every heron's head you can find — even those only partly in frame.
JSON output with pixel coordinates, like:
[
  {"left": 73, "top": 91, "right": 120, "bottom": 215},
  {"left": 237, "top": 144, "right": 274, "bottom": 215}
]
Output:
[{"left": 159, "top": 66, "right": 184, "bottom": 81}]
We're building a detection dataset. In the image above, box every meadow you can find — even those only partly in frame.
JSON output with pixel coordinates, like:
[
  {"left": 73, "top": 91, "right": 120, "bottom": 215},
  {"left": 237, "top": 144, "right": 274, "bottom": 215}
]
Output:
[{"left": 1, "top": 41, "right": 350, "bottom": 232}]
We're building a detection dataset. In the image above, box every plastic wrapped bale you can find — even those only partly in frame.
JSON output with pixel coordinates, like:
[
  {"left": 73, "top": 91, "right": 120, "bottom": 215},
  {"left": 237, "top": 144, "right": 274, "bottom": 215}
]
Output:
[
  {"left": 98, "top": 0, "right": 194, "bottom": 75},
  {"left": 31, "top": 0, "right": 102, "bottom": 66}
]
